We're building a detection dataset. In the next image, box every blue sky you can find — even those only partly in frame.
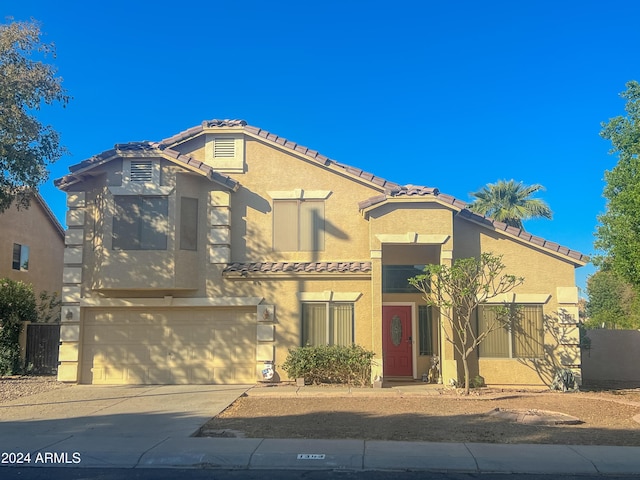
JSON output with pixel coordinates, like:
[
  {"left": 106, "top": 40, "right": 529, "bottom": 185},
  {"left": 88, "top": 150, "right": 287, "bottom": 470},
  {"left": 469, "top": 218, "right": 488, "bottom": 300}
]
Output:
[{"left": 5, "top": 1, "right": 640, "bottom": 295}]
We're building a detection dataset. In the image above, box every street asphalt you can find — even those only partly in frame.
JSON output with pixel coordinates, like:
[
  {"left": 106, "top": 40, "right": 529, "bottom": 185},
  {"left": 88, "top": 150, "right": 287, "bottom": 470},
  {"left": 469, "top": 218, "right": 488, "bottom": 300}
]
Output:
[{"left": 0, "top": 383, "right": 638, "bottom": 475}]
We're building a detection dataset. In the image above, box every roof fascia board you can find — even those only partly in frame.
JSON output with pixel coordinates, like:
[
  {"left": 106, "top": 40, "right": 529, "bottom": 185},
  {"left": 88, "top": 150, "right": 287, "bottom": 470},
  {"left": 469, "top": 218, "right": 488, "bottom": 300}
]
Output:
[
  {"left": 361, "top": 196, "right": 462, "bottom": 218},
  {"left": 34, "top": 192, "right": 65, "bottom": 237},
  {"left": 167, "top": 126, "right": 246, "bottom": 149},
  {"left": 57, "top": 149, "right": 238, "bottom": 192}
]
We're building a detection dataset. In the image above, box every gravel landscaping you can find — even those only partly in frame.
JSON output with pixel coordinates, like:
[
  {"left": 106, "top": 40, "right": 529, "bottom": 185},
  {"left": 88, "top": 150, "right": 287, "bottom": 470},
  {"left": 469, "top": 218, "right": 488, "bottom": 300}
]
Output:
[
  {"left": 201, "top": 384, "right": 640, "bottom": 446},
  {"left": 0, "top": 375, "right": 70, "bottom": 403}
]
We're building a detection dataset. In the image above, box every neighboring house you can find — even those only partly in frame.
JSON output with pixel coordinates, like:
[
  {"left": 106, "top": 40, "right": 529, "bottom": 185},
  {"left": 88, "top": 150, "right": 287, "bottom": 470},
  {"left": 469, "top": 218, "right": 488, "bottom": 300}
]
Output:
[
  {"left": 0, "top": 192, "right": 65, "bottom": 296},
  {"left": 54, "top": 120, "right": 587, "bottom": 386}
]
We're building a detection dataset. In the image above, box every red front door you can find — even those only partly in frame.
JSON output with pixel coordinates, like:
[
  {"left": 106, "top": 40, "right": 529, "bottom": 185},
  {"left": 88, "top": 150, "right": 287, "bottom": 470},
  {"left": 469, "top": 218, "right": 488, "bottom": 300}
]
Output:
[{"left": 382, "top": 305, "right": 413, "bottom": 377}]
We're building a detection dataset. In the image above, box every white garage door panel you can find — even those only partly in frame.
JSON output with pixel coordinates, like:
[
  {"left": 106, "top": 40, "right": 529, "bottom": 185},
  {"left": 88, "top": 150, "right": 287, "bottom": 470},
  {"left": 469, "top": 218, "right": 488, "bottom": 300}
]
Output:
[{"left": 81, "top": 308, "right": 256, "bottom": 384}]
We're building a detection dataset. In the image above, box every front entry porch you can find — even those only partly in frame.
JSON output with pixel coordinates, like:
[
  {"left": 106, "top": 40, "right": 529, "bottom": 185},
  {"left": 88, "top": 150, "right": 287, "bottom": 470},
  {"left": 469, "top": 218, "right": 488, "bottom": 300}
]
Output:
[{"left": 372, "top": 242, "right": 457, "bottom": 385}]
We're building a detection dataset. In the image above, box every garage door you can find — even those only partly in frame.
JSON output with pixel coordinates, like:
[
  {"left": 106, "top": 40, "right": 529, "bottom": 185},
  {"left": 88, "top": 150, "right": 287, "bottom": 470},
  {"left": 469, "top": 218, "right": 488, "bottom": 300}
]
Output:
[{"left": 81, "top": 307, "right": 257, "bottom": 384}]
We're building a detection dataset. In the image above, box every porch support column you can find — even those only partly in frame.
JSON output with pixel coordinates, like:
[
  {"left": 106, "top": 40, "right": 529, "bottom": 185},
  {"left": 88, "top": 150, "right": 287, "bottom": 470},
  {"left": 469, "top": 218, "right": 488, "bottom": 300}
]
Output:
[
  {"left": 370, "top": 249, "right": 383, "bottom": 384},
  {"left": 438, "top": 249, "right": 459, "bottom": 384}
]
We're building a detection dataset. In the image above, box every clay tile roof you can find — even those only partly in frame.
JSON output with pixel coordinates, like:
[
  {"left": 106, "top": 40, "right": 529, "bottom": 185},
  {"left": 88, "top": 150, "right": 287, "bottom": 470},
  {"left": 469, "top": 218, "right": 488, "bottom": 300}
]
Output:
[
  {"left": 55, "top": 142, "right": 239, "bottom": 192},
  {"left": 56, "top": 119, "right": 588, "bottom": 265},
  {"left": 203, "top": 119, "right": 247, "bottom": 128},
  {"left": 158, "top": 120, "right": 403, "bottom": 192},
  {"left": 358, "top": 184, "right": 588, "bottom": 264},
  {"left": 223, "top": 261, "right": 372, "bottom": 275}
]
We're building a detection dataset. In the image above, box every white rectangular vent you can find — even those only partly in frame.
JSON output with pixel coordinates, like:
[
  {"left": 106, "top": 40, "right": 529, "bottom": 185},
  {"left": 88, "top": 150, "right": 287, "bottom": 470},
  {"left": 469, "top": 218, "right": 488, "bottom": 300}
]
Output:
[
  {"left": 214, "top": 138, "right": 235, "bottom": 158},
  {"left": 130, "top": 161, "right": 153, "bottom": 182}
]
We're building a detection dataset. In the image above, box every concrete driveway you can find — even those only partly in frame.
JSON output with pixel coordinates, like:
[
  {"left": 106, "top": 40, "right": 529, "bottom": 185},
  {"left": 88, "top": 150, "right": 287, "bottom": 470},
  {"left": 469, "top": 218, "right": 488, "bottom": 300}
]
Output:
[{"left": 0, "top": 384, "right": 251, "bottom": 460}]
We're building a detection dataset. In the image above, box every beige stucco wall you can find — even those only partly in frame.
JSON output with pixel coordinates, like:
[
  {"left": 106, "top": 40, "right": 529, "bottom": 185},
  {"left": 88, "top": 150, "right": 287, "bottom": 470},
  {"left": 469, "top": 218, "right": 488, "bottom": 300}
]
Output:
[
  {"left": 227, "top": 138, "right": 374, "bottom": 263},
  {"left": 0, "top": 196, "right": 64, "bottom": 296},
  {"left": 61, "top": 135, "right": 386, "bottom": 383},
  {"left": 454, "top": 217, "right": 581, "bottom": 386}
]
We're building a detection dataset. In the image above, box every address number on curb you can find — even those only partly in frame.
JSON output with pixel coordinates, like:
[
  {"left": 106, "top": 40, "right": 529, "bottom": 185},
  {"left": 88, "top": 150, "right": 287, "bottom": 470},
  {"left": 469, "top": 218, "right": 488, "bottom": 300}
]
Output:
[{"left": 297, "top": 454, "right": 326, "bottom": 460}]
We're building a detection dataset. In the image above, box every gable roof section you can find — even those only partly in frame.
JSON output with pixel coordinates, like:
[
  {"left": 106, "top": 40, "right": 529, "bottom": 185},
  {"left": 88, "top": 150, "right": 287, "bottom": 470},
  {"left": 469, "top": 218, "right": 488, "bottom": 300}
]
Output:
[
  {"left": 359, "top": 186, "right": 588, "bottom": 266},
  {"left": 55, "top": 119, "right": 587, "bottom": 266},
  {"left": 55, "top": 142, "right": 239, "bottom": 192},
  {"left": 33, "top": 192, "right": 65, "bottom": 238},
  {"left": 162, "top": 119, "right": 402, "bottom": 193}
]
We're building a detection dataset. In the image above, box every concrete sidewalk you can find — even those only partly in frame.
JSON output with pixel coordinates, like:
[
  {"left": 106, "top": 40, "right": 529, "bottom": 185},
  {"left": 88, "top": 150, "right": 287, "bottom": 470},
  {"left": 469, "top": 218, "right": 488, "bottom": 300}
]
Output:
[
  {"left": 1, "top": 436, "right": 639, "bottom": 475},
  {"left": 0, "top": 383, "right": 639, "bottom": 474}
]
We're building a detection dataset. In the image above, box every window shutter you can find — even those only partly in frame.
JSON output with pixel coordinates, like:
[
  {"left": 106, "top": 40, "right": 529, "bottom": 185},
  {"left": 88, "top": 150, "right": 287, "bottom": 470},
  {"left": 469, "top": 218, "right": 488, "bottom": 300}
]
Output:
[
  {"left": 130, "top": 160, "right": 153, "bottom": 182},
  {"left": 214, "top": 138, "right": 235, "bottom": 158}
]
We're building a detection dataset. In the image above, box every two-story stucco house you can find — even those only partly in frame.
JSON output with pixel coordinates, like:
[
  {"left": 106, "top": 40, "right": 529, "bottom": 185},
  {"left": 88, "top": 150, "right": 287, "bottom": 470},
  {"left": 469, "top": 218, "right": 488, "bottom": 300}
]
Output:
[
  {"left": 0, "top": 192, "right": 65, "bottom": 296},
  {"left": 54, "top": 120, "right": 587, "bottom": 386}
]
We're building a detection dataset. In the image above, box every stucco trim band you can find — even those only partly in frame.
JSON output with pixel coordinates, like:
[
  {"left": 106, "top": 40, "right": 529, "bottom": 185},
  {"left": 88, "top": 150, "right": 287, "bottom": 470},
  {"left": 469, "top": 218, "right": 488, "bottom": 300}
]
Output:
[
  {"left": 482, "top": 293, "right": 552, "bottom": 304},
  {"left": 297, "top": 291, "right": 363, "bottom": 302},
  {"left": 80, "top": 296, "right": 263, "bottom": 307},
  {"left": 375, "top": 233, "right": 450, "bottom": 244},
  {"left": 267, "top": 189, "right": 332, "bottom": 200}
]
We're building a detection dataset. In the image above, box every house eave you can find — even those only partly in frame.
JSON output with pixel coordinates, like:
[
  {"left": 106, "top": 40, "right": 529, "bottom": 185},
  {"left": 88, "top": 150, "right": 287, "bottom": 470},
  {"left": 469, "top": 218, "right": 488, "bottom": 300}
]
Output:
[
  {"left": 457, "top": 213, "right": 589, "bottom": 267},
  {"left": 360, "top": 196, "right": 463, "bottom": 218}
]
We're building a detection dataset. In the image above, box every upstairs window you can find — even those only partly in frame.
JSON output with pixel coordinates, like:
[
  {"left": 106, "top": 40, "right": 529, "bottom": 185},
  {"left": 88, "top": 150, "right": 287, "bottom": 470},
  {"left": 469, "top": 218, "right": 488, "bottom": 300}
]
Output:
[
  {"left": 273, "top": 200, "right": 325, "bottom": 251},
  {"left": 112, "top": 196, "right": 168, "bottom": 250},
  {"left": 180, "top": 197, "right": 198, "bottom": 251},
  {"left": 12, "top": 243, "right": 29, "bottom": 271}
]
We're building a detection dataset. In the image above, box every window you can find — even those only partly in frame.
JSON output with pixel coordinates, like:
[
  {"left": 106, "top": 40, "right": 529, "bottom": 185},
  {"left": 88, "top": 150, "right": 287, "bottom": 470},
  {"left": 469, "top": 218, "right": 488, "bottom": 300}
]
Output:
[
  {"left": 382, "top": 265, "right": 425, "bottom": 293},
  {"left": 112, "top": 196, "right": 168, "bottom": 250},
  {"left": 418, "top": 306, "right": 435, "bottom": 355},
  {"left": 478, "top": 304, "right": 544, "bottom": 358},
  {"left": 302, "top": 302, "right": 354, "bottom": 346},
  {"left": 12, "top": 243, "right": 29, "bottom": 271},
  {"left": 273, "top": 200, "right": 325, "bottom": 251},
  {"left": 180, "top": 197, "right": 198, "bottom": 251}
]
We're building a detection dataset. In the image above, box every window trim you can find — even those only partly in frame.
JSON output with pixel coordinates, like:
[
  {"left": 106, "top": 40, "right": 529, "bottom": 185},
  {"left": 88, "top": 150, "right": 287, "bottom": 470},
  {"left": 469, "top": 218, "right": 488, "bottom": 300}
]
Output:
[{"left": 12, "top": 243, "right": 29, "bottom": 271}]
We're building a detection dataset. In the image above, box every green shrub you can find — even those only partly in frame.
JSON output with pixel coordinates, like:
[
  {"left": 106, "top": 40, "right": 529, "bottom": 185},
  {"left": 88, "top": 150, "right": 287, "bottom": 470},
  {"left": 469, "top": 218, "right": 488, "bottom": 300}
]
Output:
[
  {"left": 0, "top": 279, "right": 37, "bottom": 375},
  {"left": 282, "top": 344, "right": 375, "bottom": 386},
  {"left": 471, "top": 375, "right": 485, "bottom": 388}
]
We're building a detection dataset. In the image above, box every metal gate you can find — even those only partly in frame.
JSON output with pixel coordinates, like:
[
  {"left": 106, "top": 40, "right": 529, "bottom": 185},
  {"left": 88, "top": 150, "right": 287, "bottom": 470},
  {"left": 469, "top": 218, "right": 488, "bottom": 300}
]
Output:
[{"left": 25, "top": 324, "right": 60, "bottom": 375}]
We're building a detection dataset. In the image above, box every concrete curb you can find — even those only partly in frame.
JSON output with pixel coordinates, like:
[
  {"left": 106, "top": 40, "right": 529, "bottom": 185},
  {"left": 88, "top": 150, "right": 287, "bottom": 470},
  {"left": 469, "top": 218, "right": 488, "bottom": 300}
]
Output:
[{"left": 3, "top": 437, "right": 640, "bottom": 474}]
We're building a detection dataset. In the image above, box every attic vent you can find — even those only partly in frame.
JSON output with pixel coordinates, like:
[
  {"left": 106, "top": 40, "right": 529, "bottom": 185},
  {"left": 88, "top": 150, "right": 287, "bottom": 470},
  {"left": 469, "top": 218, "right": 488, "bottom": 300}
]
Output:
[
  {"left": 214, "top": 138, "right": 235, "bottom": 158},
  {"left": 130, "top": 161, "right": 153, "bottom": 182}
]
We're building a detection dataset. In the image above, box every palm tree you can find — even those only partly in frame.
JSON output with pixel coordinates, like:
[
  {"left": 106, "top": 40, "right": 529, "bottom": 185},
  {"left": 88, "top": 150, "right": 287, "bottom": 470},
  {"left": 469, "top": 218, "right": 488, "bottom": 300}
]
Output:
[{"left": 468, "top": 180, "right": 552, "bottom": 230}]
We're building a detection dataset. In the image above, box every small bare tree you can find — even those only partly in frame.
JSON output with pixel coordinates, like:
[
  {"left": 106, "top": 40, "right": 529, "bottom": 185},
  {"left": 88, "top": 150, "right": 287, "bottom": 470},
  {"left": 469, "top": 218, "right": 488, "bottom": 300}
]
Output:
[{"left": 409, "top": 252, "right": 524, "bottom": 395}]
